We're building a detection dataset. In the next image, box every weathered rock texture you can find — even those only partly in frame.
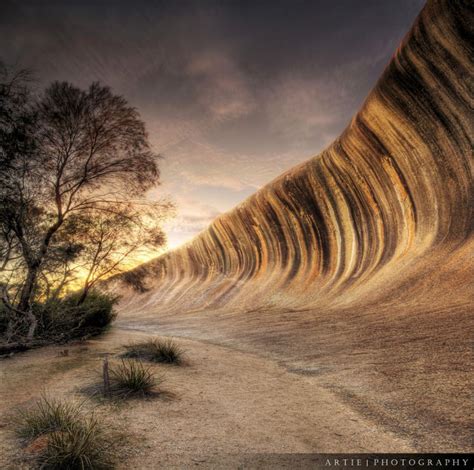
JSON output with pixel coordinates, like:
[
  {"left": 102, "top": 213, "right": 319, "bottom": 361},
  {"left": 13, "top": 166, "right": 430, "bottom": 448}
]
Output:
[
  {"left": 113, "top": 0, "right": 473, "bottom": 451},
  {"left": 116, "top": 0, "right": 472, "bottom": 313}
]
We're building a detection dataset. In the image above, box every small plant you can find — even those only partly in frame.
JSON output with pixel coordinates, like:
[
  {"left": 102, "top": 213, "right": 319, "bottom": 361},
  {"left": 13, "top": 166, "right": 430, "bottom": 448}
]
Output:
[
  {"left": 14, "top": 396, "right": 114, "bottom": 469},
  {"left": 37, "top": 417, "right": 113, "bottom": 469},
  {"left": 15, "top": 397, "right": 83, "bottom": 440},
  {"left": 107, "top": 359, "right": 161, "bottom": 399},
  {"left": 123, "top": 338, "right": 185, "bottom": 365}
]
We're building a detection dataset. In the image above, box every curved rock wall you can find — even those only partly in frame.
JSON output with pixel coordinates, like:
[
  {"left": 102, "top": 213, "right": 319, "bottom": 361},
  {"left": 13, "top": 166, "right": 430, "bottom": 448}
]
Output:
[
  {"left": 115, "top": 0, "right": 473, "bottom": 316},
  {"left": 110, "top": 2, "right": 473, "bottom": 450}
]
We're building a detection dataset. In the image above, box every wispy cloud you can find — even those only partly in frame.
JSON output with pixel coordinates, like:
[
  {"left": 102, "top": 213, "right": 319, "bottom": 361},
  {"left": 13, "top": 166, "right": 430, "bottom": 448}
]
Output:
[{"left": 186, "top": 51, "right": 256, "bottom": 121}]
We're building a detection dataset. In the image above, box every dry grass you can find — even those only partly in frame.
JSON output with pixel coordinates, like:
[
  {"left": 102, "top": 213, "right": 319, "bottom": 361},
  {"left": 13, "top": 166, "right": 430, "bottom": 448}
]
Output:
[
  {"left": 14, "top": 396, "right": 114, "bottom": 469},
  {"left": 107, "top": 359, "right": 161, "bottom": 399},
  {"left": 15, "top": 396, "right": 83, "bottom": 440},
  {"left": 82, "top": 359, "right": 163, "bottom": 400},
  {"left": 122, "top": 338, "right": 185, "bottom": 365}
]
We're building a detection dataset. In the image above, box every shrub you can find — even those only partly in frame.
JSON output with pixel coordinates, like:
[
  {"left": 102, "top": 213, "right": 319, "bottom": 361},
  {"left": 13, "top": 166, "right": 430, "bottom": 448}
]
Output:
[
  {"left": 107, "top": 359, "right": 160, "bottom": 399},
  {"left": 33, "top": 290, "right": 118, "bottom": 341},
  {"left": 121, "top": 266, "right": 150, "bottom": 293},
  {"left": 0, "top": 290, "right": 117, "bottom": 343},
  {"left": 14, "top": 396, "right": 114, "bottom": 469},
  {"left": 0, "top": 289, "right": 118, "bottom": 345},
  {"left": 66, "top": 290, "right": 118, "bottom": 331},
  {"left": 122, "top": 338, "right": 184, "bottom": 365}
]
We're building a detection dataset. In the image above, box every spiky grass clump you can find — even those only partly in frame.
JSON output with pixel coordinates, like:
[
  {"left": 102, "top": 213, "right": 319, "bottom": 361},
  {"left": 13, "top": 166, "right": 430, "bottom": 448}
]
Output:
[
  {"left": 108, "top": 359, "right": 160, "bottom": 399},
  {"left": 14, "top": 396, "right": 113, "bottom": 469},
  {"left": 123, "top": 338, "right": 184, "bottom": 365},
  {"left": 37, "top": 417, "right": 113, "bottom": 469},
  {"left": 15, "top": 397, "right": 82, "bottom": 440}
]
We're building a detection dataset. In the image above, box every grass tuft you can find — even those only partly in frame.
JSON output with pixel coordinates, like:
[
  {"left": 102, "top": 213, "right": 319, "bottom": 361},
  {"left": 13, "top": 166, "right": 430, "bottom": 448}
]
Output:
[
  {"left": 15, "top": 397, "right": 83, "bottom": 440},
  {"left": 14, "top": 396, "right": 114, "bottom": 469},
  {"left": 122, "top": 338, "right": 185, "bottom": 365},
  {"left": 107, "top": 359, "right": 161, "bottom": 399},
  {"left": 38, "top": 417, "right": 113, "bottom": 469}
]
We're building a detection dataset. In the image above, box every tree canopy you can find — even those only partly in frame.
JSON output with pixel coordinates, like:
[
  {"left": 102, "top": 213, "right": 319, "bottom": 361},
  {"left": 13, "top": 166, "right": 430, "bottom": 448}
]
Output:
[{"left": 0, "top": 63, "right": 171, "bottom": 341}]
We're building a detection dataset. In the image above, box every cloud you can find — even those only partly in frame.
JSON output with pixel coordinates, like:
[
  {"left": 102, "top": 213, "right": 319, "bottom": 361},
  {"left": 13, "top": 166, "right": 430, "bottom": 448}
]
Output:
[{"left": 186, "top": 51, "right": 256, "bottom": 121}]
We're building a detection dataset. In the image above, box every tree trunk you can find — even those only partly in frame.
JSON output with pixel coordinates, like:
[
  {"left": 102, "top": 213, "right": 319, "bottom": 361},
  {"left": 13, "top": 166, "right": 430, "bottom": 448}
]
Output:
[
  {"left": 18, "top": 263, "right": 39, "bottom": 313},
  {"left": 5, "top": 317, "right": 15, "bottom": 343},
  {"left": 17, "top": 218, "right": 63, "bottom": 315},
  {"left": 77, "top": 285, "right": 90, "bottom": 305},
  {"left": 17, "top": 263, "right": 41, "bottom": 340},
  {"left": 17, "top": 218, "right": 62, "bottom": 318},
  {"left": 26, "top": 309, "right": 37, "bottom": 340}
]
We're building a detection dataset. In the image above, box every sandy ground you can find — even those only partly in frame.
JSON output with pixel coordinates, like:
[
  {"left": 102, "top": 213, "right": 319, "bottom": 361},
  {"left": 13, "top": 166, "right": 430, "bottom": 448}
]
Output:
[{"left": 0, "top": 328, "right": 414, "bottom": 469}]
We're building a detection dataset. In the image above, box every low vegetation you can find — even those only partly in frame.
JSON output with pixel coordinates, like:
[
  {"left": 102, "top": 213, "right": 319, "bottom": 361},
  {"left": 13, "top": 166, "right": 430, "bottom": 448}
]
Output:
[
  {"left": 15, "top": 397, "right": 83, "bottom": 440},
  {"left": 0, "top": 290, "right": 117, "bottom": 354},
  {"left": 122, "top": 338, "right": 185, "bottom": 365},
  {"left": 84, "top": 359, "right": 162, "bottom": 400},
  {"left": 107, "top": 359, "right": 161, "bottom": 399},
  {"left": 14, "top": 396, "right": 114, "bottom": 469},
  {"left": 121, "top": 266, "right": 150, "bottom": 293},
  {"left": 33, "top": 291, "right": 118, "bottom": 341}
]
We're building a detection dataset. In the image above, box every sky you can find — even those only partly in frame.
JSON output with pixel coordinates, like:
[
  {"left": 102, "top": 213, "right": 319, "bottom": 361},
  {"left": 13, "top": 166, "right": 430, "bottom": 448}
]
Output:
[{"left": 1, "top": 0, "right": 425, "bottom": 250}]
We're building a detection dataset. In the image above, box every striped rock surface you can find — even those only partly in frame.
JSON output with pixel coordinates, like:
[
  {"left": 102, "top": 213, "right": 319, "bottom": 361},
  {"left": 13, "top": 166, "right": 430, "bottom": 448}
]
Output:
[
  {"left": 115, "top": 0, "right": 472, "bottom": 314},
  {"left": 112, "top": 0, "right": 473, "bottom": 451}
]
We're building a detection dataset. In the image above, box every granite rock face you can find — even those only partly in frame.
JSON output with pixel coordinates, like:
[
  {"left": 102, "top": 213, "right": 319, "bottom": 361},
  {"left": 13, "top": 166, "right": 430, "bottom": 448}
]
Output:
[
  {"left": 115, "top": 0, "right": 473, "bottom": 316},
  {"left": 111, "top": 0, "right": 473, "bottom": 450}
]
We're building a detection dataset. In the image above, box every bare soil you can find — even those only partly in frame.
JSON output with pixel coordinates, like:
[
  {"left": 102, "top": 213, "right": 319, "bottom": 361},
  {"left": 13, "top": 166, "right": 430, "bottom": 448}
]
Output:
[{"left": 0, "top": 328, "right": 413, "bottom": 469}]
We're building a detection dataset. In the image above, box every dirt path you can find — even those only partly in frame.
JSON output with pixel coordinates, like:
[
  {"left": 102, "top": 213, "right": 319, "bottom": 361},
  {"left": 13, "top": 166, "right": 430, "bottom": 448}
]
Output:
[{"left": 0, "top": 327, "right": 414, "bottom": 468}]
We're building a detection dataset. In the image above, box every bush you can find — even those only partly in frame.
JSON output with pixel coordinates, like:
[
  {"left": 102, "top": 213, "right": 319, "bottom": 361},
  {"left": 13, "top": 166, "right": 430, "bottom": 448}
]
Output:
[
  {"left": 33, "top": 290, "right": 118, "bottom": 341},
  {"left": 122, "top": 338, "right": 184, "bottom": 365},
  {"left": 65, "top": 290, "right": 118, "bottom": 330},
  {"left": 0, "top": 289, "right": 118, "bottom": 345},
  {"left": 121, "top": 266, "right": 150, "bottom": 293},
  {"left": 14, "top": 396, "right": 114, "bottom": 469},
  {"left": 107, "top": 359, "right": 161, "bottom": 399}
]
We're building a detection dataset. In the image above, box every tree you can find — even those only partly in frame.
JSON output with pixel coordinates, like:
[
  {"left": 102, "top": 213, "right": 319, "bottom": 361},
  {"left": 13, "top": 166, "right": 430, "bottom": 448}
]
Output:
[
  {"left": 0, "top": 62, "right": 38, "bottom": 338},
  {"left": 0, "top": 67, "right": 169, "bottom": 340},
  {"left": 65, "top": 202, "right": 169, "bottom": 304}
]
